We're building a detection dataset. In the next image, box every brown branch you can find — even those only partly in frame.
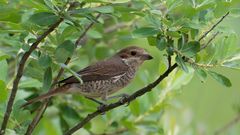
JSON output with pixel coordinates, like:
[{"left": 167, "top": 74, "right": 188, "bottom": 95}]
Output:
[
  {"left": 198, "top": 12, "right": 229, "bottom": 41},
  {"left": 214, "top": 113, "right": 240, "bottom": 135},
  {"left": 64, "top": 63, "right": 178, "bottom": 135},
  {"left": 24, "top": 13, "right": 101, "bottom": 135},
  {"left": 0, "top": 18, "right": 64, "bottom": 135},
  {"left": 64, "top": 11, "right": 230, "bottom": 135}
]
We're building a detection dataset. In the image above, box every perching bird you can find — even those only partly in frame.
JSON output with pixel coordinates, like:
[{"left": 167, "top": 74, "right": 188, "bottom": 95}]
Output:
[{"left": 22, "top": 46, "right": 153, "bottom": 107}]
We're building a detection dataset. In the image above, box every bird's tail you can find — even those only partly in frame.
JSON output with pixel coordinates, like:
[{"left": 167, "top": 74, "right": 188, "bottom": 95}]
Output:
[{"left": 21, "top": 85, "right": 69, "bottom": 108}]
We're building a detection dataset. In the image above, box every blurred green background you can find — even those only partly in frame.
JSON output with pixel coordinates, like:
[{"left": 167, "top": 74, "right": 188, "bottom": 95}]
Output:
[{"left": 0, "top": 0, "right": 240, "bottom": 135}]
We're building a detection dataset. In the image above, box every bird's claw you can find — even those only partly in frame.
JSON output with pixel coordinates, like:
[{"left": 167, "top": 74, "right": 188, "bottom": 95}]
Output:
[
  {"left": 119, "top": 94, "right": 130, "bottom": 106},
  {"left": 97, "top": 103, "right": 107, "bottom": 115}
]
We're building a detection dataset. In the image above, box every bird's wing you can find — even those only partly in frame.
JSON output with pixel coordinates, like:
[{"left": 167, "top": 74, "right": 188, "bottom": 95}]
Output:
[{"left": 58, "top": 57, "right": 128, "bottom": 84}]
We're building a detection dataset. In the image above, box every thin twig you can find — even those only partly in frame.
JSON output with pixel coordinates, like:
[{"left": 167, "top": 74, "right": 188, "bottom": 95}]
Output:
[
  {"left": 198, "top": 12, "right": 229, "bottom": 41},
  {"left": 0, "top": 18, "right": 64, "bottom": 135},
  {"left": 64, "top": 12, "right": 230, "bottom": 135},
  {"left": 24, "top": 13, "right": 101, "bottom": 135},
  {"left": 214, "top": 113, "right": 240, "bottom": 135}
]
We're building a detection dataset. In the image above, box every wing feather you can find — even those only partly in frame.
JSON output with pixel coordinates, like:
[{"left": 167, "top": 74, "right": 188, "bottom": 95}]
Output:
[{"left": 58, "top": 57, "right": 128, "bottom": 84}]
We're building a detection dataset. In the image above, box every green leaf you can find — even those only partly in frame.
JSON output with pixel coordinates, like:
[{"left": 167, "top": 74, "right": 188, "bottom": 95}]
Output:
[
  {"left": 92, "top": 6, "right": 114, "bottom": 13},
  {"left": 13, "top": 99, "right": 31, "bottom": 122},
  {"left": 99, "top": 0, "right": 130, "bottom": 3},
  {"left": 59, "top": 105, "right": 82, "bottom": 127},
  {"left": 0, "top": 51, "right": 10, "bottom": 61},
  {"left": 60, "top": 26, "right": 78, "bottom": 41},
  {"left": 166, "top": 31, "right": 181, "bottom": 38},
  {"left": 42, "top": 67, "right": 52, "bottom": 91},
  {"left": 195, "top": 69, "right": 207, "bottom": 83},
  {"left": 129, "top": 100, "right": 140, "bottom": 116},
  {"left": 29, "top": 12, "right": 59, "bottom": 26},
  {"left": 19, "top": 78, "right": 42, "bottom": 89},
  {"left": 208, "top": 71, "right": 232, "bottom": 87},
  {"left": 222, "top": 60, "right": 240, "bottom": 69},
  {"left": 0, "top": 60, "right": 8, "bottom": 82},
  {"left": 176, "top": 55, "right": 188, "bottom": 73},
  {"left": 156, "top": 37, "right": 167, "bottom": 51},
  {"left": 55, "top": 40, "right": 75, "bottom": 63},
  {"left": 38, "top": 54, "right": 52, "bottom": 68},
  {"left": 0, "top": 80, "right": 8, "bottom": 103},
  {"left": 147, "top": 36, "right": 157, "bottom": 46},
  {"left": 87, "top": 29, "right": 102, "bottom": 39},
  {"left": 230, "top": 8, "right": 240, "bottom": 17},
  {"left": 181, "top": 41, "right": 200, "bottom": 57},
  {"left": 132, "top": 27, "right": 159, "bottom": 38},
  {"left": 71, "top": 6, "right": 114, "bottom": 14}
]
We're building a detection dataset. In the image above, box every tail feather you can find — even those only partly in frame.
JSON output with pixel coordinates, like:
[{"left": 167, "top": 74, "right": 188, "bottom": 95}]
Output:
[{"left": 21, "top": 86, "right": 68, "bottom": 108}]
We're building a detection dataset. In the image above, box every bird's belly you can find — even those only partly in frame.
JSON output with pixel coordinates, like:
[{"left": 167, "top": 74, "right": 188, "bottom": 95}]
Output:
[{"left": 67, "top": 71, "right": 135, "bottom": 98}]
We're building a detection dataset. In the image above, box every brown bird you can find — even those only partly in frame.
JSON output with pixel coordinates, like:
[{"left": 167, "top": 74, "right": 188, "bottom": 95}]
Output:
[{"left": 22, "top": 46, "right": 153, "bottom": 107}]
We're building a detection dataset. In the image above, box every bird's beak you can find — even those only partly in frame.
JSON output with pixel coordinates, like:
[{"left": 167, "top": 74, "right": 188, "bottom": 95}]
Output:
[{"left": 141, "top": 53, "right": 153, "bottom": 60}]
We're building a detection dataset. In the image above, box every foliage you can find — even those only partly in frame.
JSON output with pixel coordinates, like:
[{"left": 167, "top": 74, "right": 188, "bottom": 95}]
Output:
[{"left": 0, "top": 0, "right": 240, "bottom": 135}]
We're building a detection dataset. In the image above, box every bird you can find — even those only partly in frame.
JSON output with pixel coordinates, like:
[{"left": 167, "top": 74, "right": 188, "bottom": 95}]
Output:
[{"left": 21, "top": 46, "right": 153, "bottom": 108}]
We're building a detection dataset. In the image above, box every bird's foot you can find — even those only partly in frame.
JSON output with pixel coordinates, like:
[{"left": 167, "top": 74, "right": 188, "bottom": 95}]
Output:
[
  {"left": 97, "top": 103, "right": 108, "bottom": 115},
  {"left": 119, "top": 93, "right": 130, "bottom": 106}
]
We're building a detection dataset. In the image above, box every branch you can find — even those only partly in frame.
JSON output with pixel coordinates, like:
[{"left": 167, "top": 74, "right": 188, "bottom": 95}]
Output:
[
  {"left": 214, "top": 113, "right": 240, "bottom": 135},
  {"left": 64, "top": 12, "right": 230, "bottom": 135},
  {"left": 64, "top": 63, "right": 178, "bottom": 135},
  {"left": 198, "top": 12, "right": 229, "bottom": 41},
  {"left": 24, "top": 13, "right": 101, "bottom": 135},
  {"left": 0, "top": 17, "right": 64, "bottom": 135}
]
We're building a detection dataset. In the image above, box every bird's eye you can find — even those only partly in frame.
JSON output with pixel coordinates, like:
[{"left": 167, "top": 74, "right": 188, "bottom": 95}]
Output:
[{"left": 130, "top": 51, "right": 137, "bottom": 56}]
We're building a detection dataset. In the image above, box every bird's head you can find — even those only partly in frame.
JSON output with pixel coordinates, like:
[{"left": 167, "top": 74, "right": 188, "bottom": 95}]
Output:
[{"left": 115, "top": 46, "right": 153, "bottom": 67}]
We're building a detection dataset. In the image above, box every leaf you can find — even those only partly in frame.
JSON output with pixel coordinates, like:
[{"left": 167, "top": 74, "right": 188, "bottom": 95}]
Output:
[
  {"left": 38, "top": 54, "right": 52, "bottom": 68},
  {"left": 13, "top": 99, "right": 31, "bottom": 122},
  {"left": 60, "top": 26, "right": 78, "bottom": 40},
  {"left": 0, "top": 51, "right": 10, "bottom": 61},
  {"left": 19, "top": 78, "right": 42, "bottom": 89},
  {"left": 55, "top": 40, "right": 75, "bottom": 63},
  {"left": 166, "top": 31, "right": 181, "bottom": 38},
  {"left": 71, "top": 6, "right": 114, "bottom": 14},
  {"left": 195, "top": 69, "right": 207, "bottom": 83},
  {"left": 0, "top": 80, "right": 8, "bottom": 103},
  {"left": 42, "top": 67, "right": 52, "bottom": 91},
  {"left": 230, "top": 8, "right": 240, "bottom": 17},
  {"left": 181, "top": 41, "right": 200, "bottom": 57},
  {"left": 208, "top": 71, "right": 232, "bottom": 87},
  {"left": 156, "top": 37, "right": 167, "bottom": 51},
  {"left": 132, "top": 27, "right": 159, "bottom": 38},
  {"left": 59, "top": 105, "right": 82, "bottom": 127},
  {"left": 176, "top": 55, "right": 188, "bottom": 73},
  {"left": 92, "top": 6, "right": 114, "bottom": 13},
  {"left": 87, "top": 29, "right": 102, "bottom": 39},
  {"left": 0, "top": 60, "right": 8, "bottom": 82},
  {"left": 147, "top": 36, "right": 157, "bottom": 46},
  {"left": 29, "top": 12, "right": 59, "bottom": 26},
  {"left": 99, "top": 0, "right": 130, "bottom": 3},
  {"left": 222, "top": 60, "right": 240, "bottom": 69},
  {"left": 129, "top": 100, "right": 140, "bottom": 116}
]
